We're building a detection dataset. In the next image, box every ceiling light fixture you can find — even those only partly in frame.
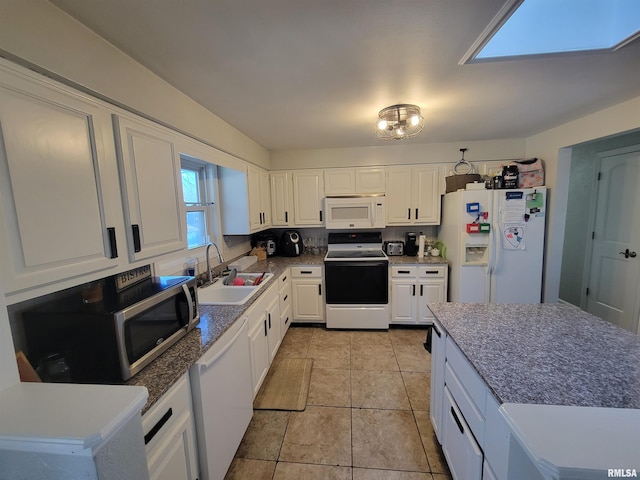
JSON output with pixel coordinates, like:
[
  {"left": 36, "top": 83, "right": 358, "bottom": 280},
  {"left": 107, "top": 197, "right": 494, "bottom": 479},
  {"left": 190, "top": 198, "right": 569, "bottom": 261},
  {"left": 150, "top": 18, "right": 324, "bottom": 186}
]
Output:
[{"left": 376, "top": 104, "right": 424, "bottom": 140}]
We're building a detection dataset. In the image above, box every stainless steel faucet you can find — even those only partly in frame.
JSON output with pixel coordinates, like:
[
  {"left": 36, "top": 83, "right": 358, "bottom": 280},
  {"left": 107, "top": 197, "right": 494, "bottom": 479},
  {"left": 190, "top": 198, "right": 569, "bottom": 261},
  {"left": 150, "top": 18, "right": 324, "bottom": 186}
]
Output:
[{"left": 205, "top": 242, "right": 224, "bottom": 284}]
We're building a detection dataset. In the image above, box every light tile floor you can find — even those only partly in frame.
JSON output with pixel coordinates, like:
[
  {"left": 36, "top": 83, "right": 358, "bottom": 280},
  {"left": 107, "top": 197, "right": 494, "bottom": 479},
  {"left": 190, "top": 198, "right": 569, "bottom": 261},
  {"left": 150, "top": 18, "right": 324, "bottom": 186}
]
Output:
[{"left": 225, "top": 326, "right": 452, "bottom": 480}]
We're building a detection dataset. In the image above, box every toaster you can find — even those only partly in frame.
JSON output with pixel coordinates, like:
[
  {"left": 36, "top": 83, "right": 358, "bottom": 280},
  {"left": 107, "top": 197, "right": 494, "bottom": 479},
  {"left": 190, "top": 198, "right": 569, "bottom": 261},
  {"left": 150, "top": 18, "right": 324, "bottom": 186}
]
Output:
[{"left": 384, "top": 241, "right": 404, "bottom": 256}]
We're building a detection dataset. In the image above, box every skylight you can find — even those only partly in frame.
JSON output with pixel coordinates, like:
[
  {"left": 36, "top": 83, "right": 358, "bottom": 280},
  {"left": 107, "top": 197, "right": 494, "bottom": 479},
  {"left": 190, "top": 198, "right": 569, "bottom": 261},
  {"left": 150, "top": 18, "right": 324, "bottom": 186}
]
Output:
[{"left": 462, "top": 0, "right": 640, "bottom": 63}]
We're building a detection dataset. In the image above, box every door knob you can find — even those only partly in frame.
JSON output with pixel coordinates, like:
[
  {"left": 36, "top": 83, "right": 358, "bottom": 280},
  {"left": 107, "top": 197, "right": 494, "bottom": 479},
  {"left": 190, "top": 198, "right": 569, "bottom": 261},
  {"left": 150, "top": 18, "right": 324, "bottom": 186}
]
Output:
[{"left": 619, "top": 249, "right": 637, "bottom": 259}]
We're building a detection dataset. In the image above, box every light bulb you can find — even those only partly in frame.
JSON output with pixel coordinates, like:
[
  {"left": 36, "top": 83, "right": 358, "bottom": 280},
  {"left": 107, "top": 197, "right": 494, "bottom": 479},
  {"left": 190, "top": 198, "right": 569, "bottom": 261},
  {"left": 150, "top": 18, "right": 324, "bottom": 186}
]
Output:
[
  {"left": 410, "top": 115, "right": 420, "bottom": 126},
  {"left": 396, "top": 127, "right": 404, "bottom": 135},
  {"left": 378, "top": 120, "right": 387, "bottom": 130}
]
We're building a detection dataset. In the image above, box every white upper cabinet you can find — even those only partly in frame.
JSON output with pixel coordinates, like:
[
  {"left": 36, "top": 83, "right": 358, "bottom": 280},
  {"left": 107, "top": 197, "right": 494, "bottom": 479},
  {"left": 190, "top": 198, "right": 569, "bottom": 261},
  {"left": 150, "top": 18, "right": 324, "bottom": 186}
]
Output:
[
  {"left": 413, "top": 166, "right": 441, "bottom": 224},
  {"left": 324, "top": 169, "right": 356, "bottom": 195},
  {"left": 219, "top": 164, "right": 271, "bottom": 234},
  {"left": 113, "top": 114, "right": 187, "bottom": 262},
  {"left": 270, "top": 171, "right": 293, "bottom": 227},
  {"left": 386, "top": 167, "right": 414, "bottom": 224},
  {"left": 255, "top": 167, "right": 272, "bottom": 229},
  {"left": 0, "top": 63, "right": 125, "bottom": 297},
  {"left": 292, "top": 170, "right": 324, "bottom": 226},
  {"left": 386, "top": 165, "right": 441, "bottom": 225},
  {"left": 355, "top": 167, "right": 386, "bottom": 194},
  {"left": 324, "top": 167, "right": 386, "bottom": 196}
]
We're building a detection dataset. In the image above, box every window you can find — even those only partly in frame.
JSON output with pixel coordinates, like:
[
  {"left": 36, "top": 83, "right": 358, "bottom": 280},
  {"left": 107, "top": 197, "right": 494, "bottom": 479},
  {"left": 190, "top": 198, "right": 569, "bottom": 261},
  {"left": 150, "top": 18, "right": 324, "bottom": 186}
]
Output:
[
  {"left": 462, "top": 0, "right": 640, "bottom": 63},
  {"left": 181, "top": 158, "right": 213, "bottom": 249}
]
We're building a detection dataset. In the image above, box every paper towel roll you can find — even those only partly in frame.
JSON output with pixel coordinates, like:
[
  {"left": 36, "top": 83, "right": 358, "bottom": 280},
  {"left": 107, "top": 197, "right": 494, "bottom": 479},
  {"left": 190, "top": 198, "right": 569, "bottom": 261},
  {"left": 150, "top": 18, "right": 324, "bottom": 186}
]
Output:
[{"left": 418, "top": 235, "right": 426, "bottom": 258}]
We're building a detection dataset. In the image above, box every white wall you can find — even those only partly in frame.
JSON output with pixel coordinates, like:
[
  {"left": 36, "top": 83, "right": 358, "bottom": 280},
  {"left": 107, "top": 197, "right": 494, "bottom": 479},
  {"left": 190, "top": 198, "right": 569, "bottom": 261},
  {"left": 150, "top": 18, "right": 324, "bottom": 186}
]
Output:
[
  {"left": 271, "top": 138, "right": 526, "bottom": 170},
  {"left": 0, "top": 0, "right": 269, "bottom": 169},
  {"left": 525, "top": 95, "right": 640, "bottom": 302}
]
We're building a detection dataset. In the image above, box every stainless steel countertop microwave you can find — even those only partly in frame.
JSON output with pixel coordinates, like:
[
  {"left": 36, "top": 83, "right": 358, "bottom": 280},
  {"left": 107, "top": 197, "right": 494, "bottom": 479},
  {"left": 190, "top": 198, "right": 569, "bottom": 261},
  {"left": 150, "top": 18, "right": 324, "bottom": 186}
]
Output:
[{"left": 22, "top": 276, "right": 199, "bottom": 383}]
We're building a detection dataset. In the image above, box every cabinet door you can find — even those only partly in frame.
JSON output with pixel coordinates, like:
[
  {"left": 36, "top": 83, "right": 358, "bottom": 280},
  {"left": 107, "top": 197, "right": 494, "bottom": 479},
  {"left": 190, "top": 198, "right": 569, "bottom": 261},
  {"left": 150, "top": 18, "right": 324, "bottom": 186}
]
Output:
[
  {"left": 247, "top": 165, "right": 263, "bottom": 231},
  {"left": 292, "top": 171, "right": 324, "bottom": 226},
  {"left": 0, "top": 68, "right": 123, "bottom": 295},
  {"left": 356, "top": 167, "right": 386, "bottom": 194},
  {"left": 249, "top": 320, "right": 271, "bottom": 397},
  {"left": 258, "top": 168, "right": 272, "bottom": 227},
  {"left": 385, "top": 167, "right": 413, "bottom": 225},
  {"left": 413, "top": 166, "right": 441, "bottom": 225},
  {"left": 270, "top": 172, "right": 292, "bottom": 226},
  {"left": 113, "top": 115, "right": 186, "bottom": 262},
  {"left": 324, "top": 168, "right": 355, "bottom": 195},
  {"left": 430, "top": 319, "right": 446, "bottom": 443},
  {"left": 391, "top": 280, "right": 417, "bottom": 324},
  {"left": 144, "top": 374, "right": 199, "bottom": 480},
  {"left": 292, "top": 279, "right": 324, "bottom": 322},
  {"left": 148, "top": 413, "right": 197, "bottom": 480},
  {"left": 418, "top": 281, "right": 445, "bottom": 324},
  {"left": 266, "top": 296, "right": 281, "bottom": 361},
  {"left": 442, "top": 387, "right": 483, "bottom": 480}
]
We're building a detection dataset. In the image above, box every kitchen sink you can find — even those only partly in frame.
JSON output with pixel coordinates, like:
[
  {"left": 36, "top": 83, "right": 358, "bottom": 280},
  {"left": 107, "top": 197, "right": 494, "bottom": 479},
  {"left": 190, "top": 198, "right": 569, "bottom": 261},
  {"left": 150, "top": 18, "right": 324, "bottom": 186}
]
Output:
[{"left": 197, "top": 273, "right": 274, "bottom": 305}]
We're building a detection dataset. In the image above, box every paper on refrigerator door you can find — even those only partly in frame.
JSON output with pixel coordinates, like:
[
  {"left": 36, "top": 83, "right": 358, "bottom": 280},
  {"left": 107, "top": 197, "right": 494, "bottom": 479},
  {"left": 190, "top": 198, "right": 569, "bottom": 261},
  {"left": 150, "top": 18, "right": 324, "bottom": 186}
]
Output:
[
  {"left": 500, "top": 196, "right": 527, "bottom": 223},
  {"left": 502, "top": 223, "right": 526, "bottom": 250}
]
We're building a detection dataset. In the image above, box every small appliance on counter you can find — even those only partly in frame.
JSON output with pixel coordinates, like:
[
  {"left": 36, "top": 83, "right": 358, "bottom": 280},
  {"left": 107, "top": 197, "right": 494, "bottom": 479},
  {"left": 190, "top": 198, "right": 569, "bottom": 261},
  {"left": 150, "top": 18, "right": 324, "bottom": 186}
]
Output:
[
  {"left": 279, "top": 230, "right": 304, "bottom": 257},
  {"left": 384, "top": 241, "right": 404, "bottom": 256},
  {"left": 20, "top": 269, "right": 199, "bottom": 384},
  {"left": 405, "top": 232, "right": 418, "bottom": 256},
  {"left": 251, "top": 231, "right": 278, "bottom": 256}
]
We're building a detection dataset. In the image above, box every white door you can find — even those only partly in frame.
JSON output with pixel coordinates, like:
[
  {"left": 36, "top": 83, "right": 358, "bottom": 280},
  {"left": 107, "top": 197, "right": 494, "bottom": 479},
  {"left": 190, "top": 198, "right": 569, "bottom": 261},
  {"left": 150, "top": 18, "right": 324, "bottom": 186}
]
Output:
[{"left": 586, "top": 150, "right": 640, "bottom": 333}]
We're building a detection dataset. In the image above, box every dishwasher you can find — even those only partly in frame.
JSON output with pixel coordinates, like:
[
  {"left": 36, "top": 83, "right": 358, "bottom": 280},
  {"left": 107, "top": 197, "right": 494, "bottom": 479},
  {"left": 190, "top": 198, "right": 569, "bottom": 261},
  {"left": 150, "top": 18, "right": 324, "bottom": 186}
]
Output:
[{"left": 190, "top": 316, "right": 253, "bottom": 480}]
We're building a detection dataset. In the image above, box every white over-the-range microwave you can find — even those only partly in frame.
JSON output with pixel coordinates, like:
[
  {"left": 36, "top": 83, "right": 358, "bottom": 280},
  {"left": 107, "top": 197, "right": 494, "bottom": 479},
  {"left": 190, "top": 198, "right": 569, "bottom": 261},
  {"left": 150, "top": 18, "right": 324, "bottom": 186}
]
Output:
[{"left": 324, "top": 196, "right": 386, "bottom": 229}]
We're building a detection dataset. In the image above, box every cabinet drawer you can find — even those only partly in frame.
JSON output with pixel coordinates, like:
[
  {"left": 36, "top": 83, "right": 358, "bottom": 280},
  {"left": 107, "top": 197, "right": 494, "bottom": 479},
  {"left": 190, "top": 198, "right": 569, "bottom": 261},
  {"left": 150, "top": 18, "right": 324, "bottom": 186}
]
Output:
[
  {"left": 445, "top": 361, "right": 485, "bottom": 447},
  {"left": 391, "top": 266, "right": 417, "bottom": 277},
  {"left": 291, "top": 266, "right": 322, "bottom": 277},
  {"left": 279, "top": 281, "right": 292, "bottom": 313},
  {"left": 142, "top": 374, "right": 192, "bottom": 454},
  {"left": 417, "top": 265, "right": 447, "bottom": 278},
  {"left": 444, "top": 337, "right": 488, "bottom": 446},
  {"left": 445, "top": 337, "right": 487, "bottom": 418},
  {"left": 278, "top": 269, "right": 290, "bottom": 289},
  {"left": 442, "top": 386, "right": 483, "bottom": 480}
]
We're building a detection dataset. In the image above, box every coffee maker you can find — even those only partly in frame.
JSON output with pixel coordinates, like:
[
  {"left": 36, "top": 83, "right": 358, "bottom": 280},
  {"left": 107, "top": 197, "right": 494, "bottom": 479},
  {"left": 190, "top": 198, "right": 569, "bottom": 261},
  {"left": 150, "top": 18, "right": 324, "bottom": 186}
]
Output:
[{"left": 405, "top": 232, "right": 418, "bottom": 256}]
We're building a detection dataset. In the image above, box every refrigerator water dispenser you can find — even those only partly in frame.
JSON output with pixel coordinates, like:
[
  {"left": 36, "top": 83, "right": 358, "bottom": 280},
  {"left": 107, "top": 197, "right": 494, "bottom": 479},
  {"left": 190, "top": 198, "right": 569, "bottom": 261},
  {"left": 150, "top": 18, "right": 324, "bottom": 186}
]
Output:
[{"left": 465, "top": 245, "right": 488, "bottom": 264}]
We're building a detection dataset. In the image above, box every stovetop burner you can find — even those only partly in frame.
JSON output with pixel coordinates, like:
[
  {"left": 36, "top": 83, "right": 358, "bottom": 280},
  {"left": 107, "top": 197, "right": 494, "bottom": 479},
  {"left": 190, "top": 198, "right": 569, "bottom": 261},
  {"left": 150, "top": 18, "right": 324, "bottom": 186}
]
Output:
[
  {"left": 324, "top": 231, "right": 388, "bottom": 261},
  {"left": 325, "top": 250, "right": 387, "bottom": 259}
]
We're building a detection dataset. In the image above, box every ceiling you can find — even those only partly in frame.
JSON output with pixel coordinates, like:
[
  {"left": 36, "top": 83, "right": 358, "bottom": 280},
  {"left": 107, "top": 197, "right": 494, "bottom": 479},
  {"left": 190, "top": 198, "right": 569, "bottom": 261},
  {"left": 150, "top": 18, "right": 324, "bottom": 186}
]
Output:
[{"left": 49, "top": 0, "right": 640, "bottom": 151}]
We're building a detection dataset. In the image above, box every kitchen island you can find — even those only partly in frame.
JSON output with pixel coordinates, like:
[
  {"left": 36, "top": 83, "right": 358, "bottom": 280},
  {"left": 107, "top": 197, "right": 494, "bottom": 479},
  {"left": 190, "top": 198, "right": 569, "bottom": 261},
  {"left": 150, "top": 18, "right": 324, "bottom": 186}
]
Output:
[{"left": 428, "top": 303, "right": 640, "bottom": 480}]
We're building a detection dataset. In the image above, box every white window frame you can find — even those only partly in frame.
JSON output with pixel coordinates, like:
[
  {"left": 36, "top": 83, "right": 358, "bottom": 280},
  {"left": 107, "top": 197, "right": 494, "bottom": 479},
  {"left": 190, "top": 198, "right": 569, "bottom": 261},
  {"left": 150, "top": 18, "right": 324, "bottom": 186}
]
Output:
[{"left": 181, "top": 158, "right": 215, "bottom": 250}]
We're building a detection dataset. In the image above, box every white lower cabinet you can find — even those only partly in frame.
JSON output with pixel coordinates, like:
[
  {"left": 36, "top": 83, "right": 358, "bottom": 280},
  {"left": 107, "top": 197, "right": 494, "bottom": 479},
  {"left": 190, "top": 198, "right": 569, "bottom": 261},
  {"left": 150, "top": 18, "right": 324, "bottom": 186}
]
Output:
[
  {"left": 247, "top": 276, "right": 284, "bottom": 396},
  {"left": 442, "top": 386, "right": 483, "bottom": 480},
  {"left": 429, "top": 319, "right": 446, "bottom": 443},
  {"left": 291, "top": 266, "right": 324, "bottom": 323},
  {"left": 431, "top": 328, "right": 506, "bottom": 480},
  {"left": 142, "top": 373, "right": 199, "bottom": 480},
  {"left": 390, "top": 265, "right": 447, "bottom": 325},
  {"left": 278, "top": 268, "right": 292, "bottom": 336}
]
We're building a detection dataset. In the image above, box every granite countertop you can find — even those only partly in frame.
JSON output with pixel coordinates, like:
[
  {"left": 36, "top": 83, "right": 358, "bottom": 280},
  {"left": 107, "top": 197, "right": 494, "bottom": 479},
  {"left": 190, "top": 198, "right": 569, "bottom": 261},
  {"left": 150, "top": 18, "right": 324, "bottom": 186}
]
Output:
[
  {"left": 387, "top": 255, "right": 447, "bottom": 265},
  {"left": 428, "top": 303, "right": 640, "bottom": 409},
  {"left": 126, "top": 253, "right": 325, "bottom": 413},
  {"left": 128, "top": 252, "right": 447, "bottom": 413}
]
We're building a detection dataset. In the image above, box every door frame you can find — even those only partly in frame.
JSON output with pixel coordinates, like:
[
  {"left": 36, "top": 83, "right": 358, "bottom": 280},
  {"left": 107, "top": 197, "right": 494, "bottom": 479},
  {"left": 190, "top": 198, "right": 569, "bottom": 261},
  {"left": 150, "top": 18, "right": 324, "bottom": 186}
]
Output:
[{"left": 580, "top": 145, "right": 640, "bottom": 334}]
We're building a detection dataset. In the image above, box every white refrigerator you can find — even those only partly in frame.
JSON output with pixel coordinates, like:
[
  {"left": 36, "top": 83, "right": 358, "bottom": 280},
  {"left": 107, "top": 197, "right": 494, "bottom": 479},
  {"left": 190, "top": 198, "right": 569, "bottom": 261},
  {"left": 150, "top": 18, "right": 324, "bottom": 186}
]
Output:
[{"left": 439, "top": 187, "right": 547, "bottom": 303}]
